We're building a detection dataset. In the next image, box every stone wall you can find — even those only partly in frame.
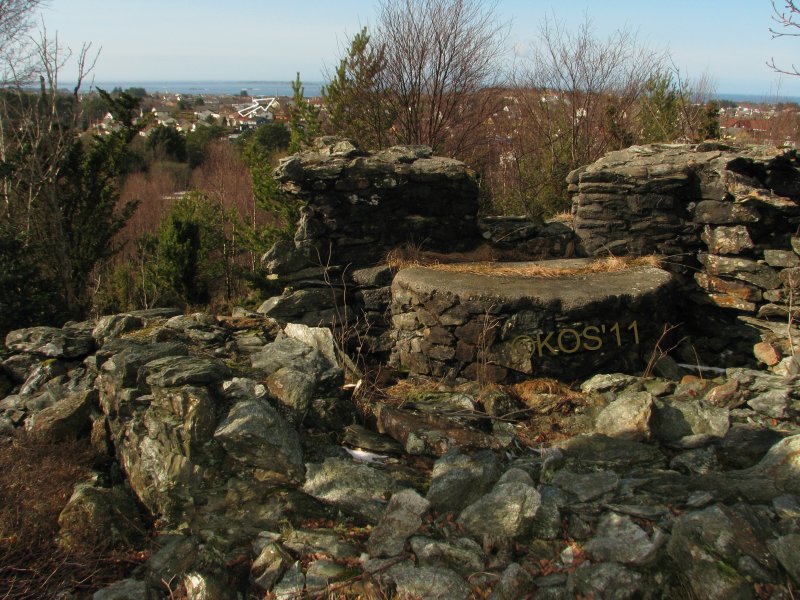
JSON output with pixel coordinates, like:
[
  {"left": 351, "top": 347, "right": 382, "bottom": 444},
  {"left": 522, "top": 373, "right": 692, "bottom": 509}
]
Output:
[
  {"left": 390, "top": 260, "right": 677, "bottom": 383},
  {"left": 569, "top": 143, "right": 800, "bottom": 321},
  {"left": 274, "top": 137, "right": 482, "bottom": 268},
  {"left": 259, "top": 138, "right": 576, "bottom": 362}
]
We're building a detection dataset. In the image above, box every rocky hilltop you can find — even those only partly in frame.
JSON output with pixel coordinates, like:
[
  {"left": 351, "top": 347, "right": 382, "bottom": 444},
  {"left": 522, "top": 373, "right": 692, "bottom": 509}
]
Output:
[
  {"left": 0, "top": 308, "right": 798, "bottom": 599},
  {"left": 0, "top": 140, "right": 799, "bottom": 599}
]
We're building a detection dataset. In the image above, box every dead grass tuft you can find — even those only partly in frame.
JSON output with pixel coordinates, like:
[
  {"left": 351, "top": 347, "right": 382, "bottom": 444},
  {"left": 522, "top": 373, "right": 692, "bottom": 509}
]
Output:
[
  {"left": 384, "top": 242, "right": 541, "bottom": 270},
  {"left": 428, "top": 255, "right": 662, "bottom": 278},
  {"left": 385, "top": 241, "right": 662, "bottom": 276},
  {"left": 551, "top": 210, "right": 574, "bottom": 223},
  {"left": 0, "top": 432, "right": 147, "bottom": 599}
]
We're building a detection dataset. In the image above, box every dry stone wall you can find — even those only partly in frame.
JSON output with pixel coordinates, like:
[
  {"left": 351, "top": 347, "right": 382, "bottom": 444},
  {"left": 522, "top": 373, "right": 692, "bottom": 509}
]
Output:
[
  {"left": 390, "top": 261, "right": 677, "bottom": 383},
  {"left": 569, "top": 143, "right": 800, "bottom": 320},
  {"left": 273, "top": 137, "right": 482, "bottom": 268}
]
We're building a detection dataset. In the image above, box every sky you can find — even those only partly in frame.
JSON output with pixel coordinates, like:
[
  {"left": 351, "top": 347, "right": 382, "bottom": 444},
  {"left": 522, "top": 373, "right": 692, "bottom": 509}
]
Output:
[{"left": 38, "top": 0, "right": 800, "bottom": 99}]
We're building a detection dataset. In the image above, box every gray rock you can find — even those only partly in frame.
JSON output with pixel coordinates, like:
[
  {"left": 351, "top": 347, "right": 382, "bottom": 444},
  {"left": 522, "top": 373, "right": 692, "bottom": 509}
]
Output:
[
  {"left": 701, "top": 225, "right": 754, "bottom": 254},
  {"left": 426, "top": 450, "right": 502, "bottom": 513},
  {"left": 652, "top": 398, "right": 729, "bottom": 444},
  {"left": 100, "top": 341, "right": 188, "bottom": 388},
  {"left": 302, "top": 457, "right": 396, "bottom": 522},
  {"left": 767, "top": 534, "right": 800, "bottom": 583},
  {"left": 670, "top": 446, "right": 720, "bottom": 475},
  {"left": 250, "top": 335, "right": 341, "bottom": 388},
  {"left": 490, "top": 562, "right": 534, "bottom": 600},
  {"left": 220, "top": 377, "right": 268, "bottom": 402},
  {"left": 694, "top": 200, "right": 760, "bottom": 224},
  {"left": 19, "top": 359, "right": 66, "bottom": 396},
  {"left": 182, "top": 572, "right": 236, "bottom": 600},
  {"left": 550, "top": 470, "right": 619, "bottom": 502},
  {"left": 567, "top": 562, "right": 645, "bottom": 600},
  {"left": 458, "top": 480, "right": 541, "bottom": 539},
  {"left": 125, "top": 308, "right": 182, "bottom": 320},
  {"left": 305, "top": 559, "right": 350, "bottom": 594},
  {"left": 529, "top": 485, "right": 568, "bottom": 539},
  {"left": 773, "top": 494, "right": 800, "bottom": 521},
  {"left": 700, "top": 254, "right": 781, "bottom": 290},
  {"left": 368, "top": 488, "right": 430, "bottom": 557},
  {"left": 283, "top": 323, "right": 339, "bottom": 366},
  {"left": 266, "top": 367, "right": 317, "bottom": 423},
  {"left": 251, "top": 542, "right": 292, "bottom": 591},
  {"left": 556, "top": 434, "right": 667, "bottom": 472},
  {"left": 351, "top": 265, "right": 394, "bottom": 287},
  {"left": 144, "top": 355, "right": 231, "bottom": 388},
  {"left": 5, "top": 325, "right": 94, "bottom": 359},
  {"left": 716, "top": 425, "right": 786, "bottom": 469},
  {"left": 30, "top": 388, "right": 97, "bottom": 441},
  {"left": 667, "top": 504, "right": 769, "bottom": 600},
  {"left": 273, "top": 561, "right": 305, "bottom": 600},
  {"left": 584, "top": 512, "right": 665, "bottom": 566},
  {"left": 2, "top": 353, "right": 39, "bottom": 383},
  {"left": 92, "top": 314, "right": 145, "bottom": 344},
  {"left": 764, "top": 249, "right": 800, "bottom": 268},
  {"left": 58, "top": 484, "right": 144, "bottom": 550},
  {"left": 257, "top": 288, "right": 335, "bottom": 320},
  {"left": 92, "top": 579, "right": 150, "bottom": 600},
  {"left": 581, "top": 373, "right": 640, "bottom": 394},
  {"left": 595, "top": 391, "right": 654, "bottom": 441},
  {"left": 262, "top": 238, "right": 314, "bottom": 276},
  {"left": 284, "top": 529, "right": 360, "bottom": 559},
  {"left": 214, "top": 399, "right": 304, "bottom": 478},
  {"left": 745, "top": 435, "right": 800, "bottom": 494},
  {"left": 387, "top": 563, "right": 471, "bottom": 600},
  {"left": 145, "top": 535, "right": 199, "bottom": 589},
  {"left": 409, "top": 536, "right": 485, "bottom": 575}
]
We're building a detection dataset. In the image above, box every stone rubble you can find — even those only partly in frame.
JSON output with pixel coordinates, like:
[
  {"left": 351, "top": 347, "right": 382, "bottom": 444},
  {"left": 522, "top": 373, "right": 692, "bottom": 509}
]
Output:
[{"left": 0, "top": 309, "right": 798, "bottom": 599}]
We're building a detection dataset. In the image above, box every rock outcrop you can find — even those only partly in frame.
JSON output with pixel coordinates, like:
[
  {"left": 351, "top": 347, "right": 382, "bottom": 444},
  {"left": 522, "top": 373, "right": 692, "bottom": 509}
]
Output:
[{"left": 2, "top": 311, "right": 799, "bottom": 599}]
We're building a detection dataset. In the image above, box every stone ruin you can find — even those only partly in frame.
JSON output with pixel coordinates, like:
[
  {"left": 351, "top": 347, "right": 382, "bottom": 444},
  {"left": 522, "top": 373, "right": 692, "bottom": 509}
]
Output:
[
  {"left": 261, "top": 138, "right": 800, "bottom": 382},
  {"left": 570, "top": 143, "right": 800, "bottom": 374},
  {"left": 1, "top": 138, "right": 799, "bottom": 600}
]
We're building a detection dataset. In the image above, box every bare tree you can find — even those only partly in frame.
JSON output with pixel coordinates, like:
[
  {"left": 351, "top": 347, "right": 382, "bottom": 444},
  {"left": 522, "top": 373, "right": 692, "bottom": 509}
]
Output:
[
  {"left": 769, "top": 0, "right": 800, "bottom": 76},
  {"left": 498, "top": 17, "right": 663, "bottom": 217},
  {"left": 374, "top": 0, "right": 508, "bottom": 157},
  {"left": 0, "top": 0, "right": 45, "bottom": 82}
]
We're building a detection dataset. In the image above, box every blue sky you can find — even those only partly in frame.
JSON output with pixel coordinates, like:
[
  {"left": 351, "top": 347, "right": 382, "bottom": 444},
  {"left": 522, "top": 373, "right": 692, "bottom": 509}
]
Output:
[{"left": 40, "top": 0, "right": 800, "bottom": 98}]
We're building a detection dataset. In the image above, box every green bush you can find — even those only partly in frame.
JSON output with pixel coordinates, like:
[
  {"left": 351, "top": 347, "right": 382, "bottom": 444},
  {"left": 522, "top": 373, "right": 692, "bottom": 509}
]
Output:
[{"left": 0, "top": 223, "right": 62, "bottom": 336}]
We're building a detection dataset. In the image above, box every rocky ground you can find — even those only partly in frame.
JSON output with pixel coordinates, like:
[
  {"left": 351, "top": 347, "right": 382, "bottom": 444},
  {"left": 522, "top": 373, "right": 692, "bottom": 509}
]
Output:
[{"left": 0, "top": 309, "right": 798, "bottom": 599}]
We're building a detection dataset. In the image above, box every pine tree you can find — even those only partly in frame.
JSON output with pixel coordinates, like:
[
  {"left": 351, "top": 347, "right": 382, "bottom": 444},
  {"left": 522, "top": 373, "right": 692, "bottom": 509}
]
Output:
[{"left": 288, "top": 73, "right": 321, "bottom": 152}]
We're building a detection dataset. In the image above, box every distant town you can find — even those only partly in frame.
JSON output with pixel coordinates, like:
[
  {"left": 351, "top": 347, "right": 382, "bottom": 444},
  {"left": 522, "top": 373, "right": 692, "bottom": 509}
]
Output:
[{"left": 85, "top": 85, "right": 800, "bottom": 149}]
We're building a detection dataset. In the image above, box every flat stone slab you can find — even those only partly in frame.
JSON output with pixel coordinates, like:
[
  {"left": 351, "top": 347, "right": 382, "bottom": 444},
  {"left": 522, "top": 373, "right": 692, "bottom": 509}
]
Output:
[{"left": 393, "top": 261, "right": 673, "bottom": 311}]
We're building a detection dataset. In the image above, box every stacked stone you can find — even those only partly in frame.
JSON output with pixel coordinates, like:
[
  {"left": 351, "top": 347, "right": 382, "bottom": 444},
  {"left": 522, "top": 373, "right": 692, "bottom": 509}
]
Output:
[
  {"left": 351, "top": 265, "right": 396, "bottom": 359},
  {"left": 273, "top": 137, "right": 481, "bottom": 267},
  {"left": 569, "top": 143, "right": 800, "bottom": 319},
  {"left": 568, "top": 144, "right": 706, "bottom": 258},
  {"left": 478, "top": 216, "right": 577, "bottom": 258},
  {"left": 390, "top": 261, "right": 676, "bottom": 383},
  {"left": 259, "top": 137, "right": 482, "bottom": 338}
]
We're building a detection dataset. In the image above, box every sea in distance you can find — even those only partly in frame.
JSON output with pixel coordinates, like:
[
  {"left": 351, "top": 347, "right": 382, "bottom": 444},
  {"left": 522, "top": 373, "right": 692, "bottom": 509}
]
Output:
[
  {"left": 83, "top": 80, "right": 326, "bottom": 98},
  {"left": 75, "top": 81, "right": 800, "bottom": 104}
]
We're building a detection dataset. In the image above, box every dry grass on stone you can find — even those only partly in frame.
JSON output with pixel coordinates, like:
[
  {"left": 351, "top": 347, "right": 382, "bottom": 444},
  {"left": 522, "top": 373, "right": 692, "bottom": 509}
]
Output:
[
  {"left": 385, "top": 243, "right": 538, "bottom": 270},
  {"left": 385, "top": 244, "right": 662, "bottom": 277},
  {"left": 429, "top": 255, "right": 662, "bottom": 278}
]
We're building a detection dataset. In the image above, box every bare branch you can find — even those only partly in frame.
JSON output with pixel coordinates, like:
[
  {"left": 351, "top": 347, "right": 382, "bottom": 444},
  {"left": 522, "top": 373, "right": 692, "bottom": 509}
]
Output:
[{"left": 769, "top": 1, "right": 800, "bottom": 75}]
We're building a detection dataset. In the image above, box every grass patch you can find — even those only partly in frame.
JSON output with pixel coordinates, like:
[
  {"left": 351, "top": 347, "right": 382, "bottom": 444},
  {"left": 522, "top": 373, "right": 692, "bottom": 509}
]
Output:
[{"left": 0, "top": 432, "right": 147, "bottom": 599}]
